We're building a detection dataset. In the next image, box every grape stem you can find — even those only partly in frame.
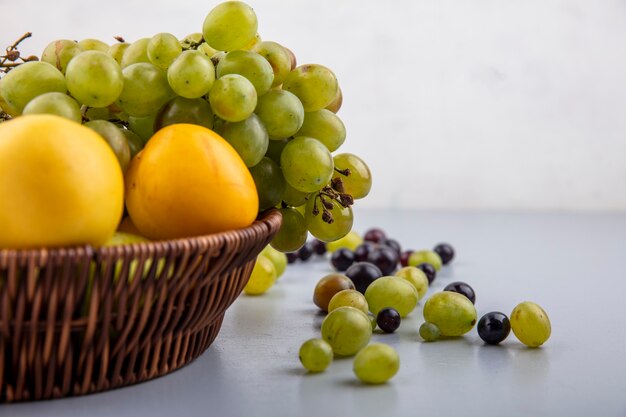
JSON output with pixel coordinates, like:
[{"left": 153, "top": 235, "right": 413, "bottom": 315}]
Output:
[
  {"left": 308, "top": 183, "right": 355, "bottom": 225},
  {"left": 1, "top": 32, "right": 36, "bottom": 74}
]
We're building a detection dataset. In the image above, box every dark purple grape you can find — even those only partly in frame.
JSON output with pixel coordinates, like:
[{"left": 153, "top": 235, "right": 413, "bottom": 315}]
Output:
[
  {"left": 331, "top": 248, "right": 355, "bottom": 271},
  {"left": 345, "top": 262, "right": 383, "bottom": 294},
  {"left": 367, "top": 246, "right": 398, "bottom": 276},
  {"left": 477, "top": 312, "right": 511, "bottom": 345},
  {"left": 311, "top": 239, "right": 327, "bottom": 255},
  {"left": 383, "top": 239, "right": 401, "bottom": 257},
  {"left": 443, "top": 281, "right": 475, "bottom": 304},
  {"left": 376, "top": 307, "right": 401, "bottom": 333},
  {"left": 286, "top": 252, "right": 298, "bottom": 264},
  {"left": 298, "top": 242, "right": 314, "bottom": 261},
  {"left": 354, "top": 242, "right": 376, "bottom": 262},
  {"left": 399, "top": 250, "right": 413, "bottom": 267},
  {"left": 434, "top": 243, "right": 455, "bottom": 265},
  {"left": 417, "top": 263, "right": 436, "bottom": 283},
  {"left": 363, "top": 228, "right": 386, "bottom": 244}
]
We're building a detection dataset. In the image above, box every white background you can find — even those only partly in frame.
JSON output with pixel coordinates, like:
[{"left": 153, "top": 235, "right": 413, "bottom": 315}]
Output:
[{"left": 2, "top": 0, "right": 625, "bottom": 211}]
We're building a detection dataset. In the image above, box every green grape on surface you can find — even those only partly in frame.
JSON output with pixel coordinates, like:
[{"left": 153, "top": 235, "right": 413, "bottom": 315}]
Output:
[
  {"left": 167, "top": 50, "right": 216, "bottom": 98},
  {"left": 203, "top": 1, "right": 258, "bottom": 51},
  {"left": 147, "top": 33, "right": 182, "bottom": 70},
  {"left": 260, "top": 245, "right": 287, "bottom": 278},
  {"left": 252, "top": 41, "right": 291, "bottom": 87},
  {"left": 419, "top": 322, "right": 441, "bottom": 342},
  {"left": 296, "top": 109, "right": 346, "bottom": 152},
  {"left": 22, "top": 92, "right": 81, "bottom": 123},
  {"left": 299, "top": 339, "right": 333, "bottom": 373},
  {"left": 304, "top": 196, "right": 353, "bottom": 242},
  {"left": 328, "top": 289, "right": 368, "bottom": 315},
  {"left": 108, "top": 42, "right": 129, "bottom": 64},
  {"left": 332, "top": 153, "right": 372, "bottom": 200},
  {"left": 281, "top": 137, "right": 334, "bottom": 193},
  {"left": 326, "top": 230, "right": 363, "bottom": 253},
  {"left": 120, "top": 38, "right": 150, "bottom": 68},
  {"left": 408, "top": 250, "right": 443, "bottom": 271},
  {"left": 364, "top": 276, "right": 418, "bottom": 317},
  {"left": 270, "top": 208, "right": 307, "bottom": 252},
  {"left": 326, "top": 85, "right": 343, "bottom": 113},
  {"left": 77, "top": 38, "right": 109, "bottom": 52},
  {"left": 116, "top": 63, "right": 174, "bottom": 117},
  {"left": 154, "top": 97, "right": 213, "bottom": 131},
  {"left": 217, "top": 113, "right": 268, "bottom": 167},
  {"left": 423, "top": 291, "right": 477, "bottom": 337},
  {"left": 510, "top": 301, "right": 551, "bottom": 347},
  {"left": 254, "top": 89, "right": 304, "bottom": 140},
  {"left": 321, "top": 306, "right": 372, "bottom": 356},
  {"left": 65, "top": 51, "right": 124, "bottom": 107},
  {"left": 249, "top": 157, "right": 286, "bottom": 210},
  {"left": 128, "top": 114, "right": 156, "bottom": 142},
  {"left": 0, "top": 61, "right": 66, "bottom": 116},
  {"left": 41, "top": 39, "right": 82, "bottom": 73},
  {"left": 208, "top": 74, "right": 257, "bottom": 122},
  {"left": 394, "top": 266, "right": 428, "bottom": 301},
  {"left": 281, "top": 183, "right": 310, "bottom": 207},
  {"left": 121, "top": 128, "right": 145, "bottom": 157},
  {"left": 84, "top": 120, "right": 131, "bottom": 172},
  {"left": 282, "top": 64, "right": 338, "bottom": 112},
  {"left": 217, "top": 50, "right": 274, "bottom": 96},
  {"left": 243, "top": 255, "right": 277, "bottom": 295},
  {"left": 353, "top": 343, "right": 400, "bottom": 384}
]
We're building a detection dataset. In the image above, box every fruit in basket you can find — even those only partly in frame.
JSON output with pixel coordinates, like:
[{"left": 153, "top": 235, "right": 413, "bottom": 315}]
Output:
[
  {"left": 0, "top": 115, "right": 124, "bottom": 248},
  {"left": 125, "top": 123, "right": 258, "bottom": 240}
]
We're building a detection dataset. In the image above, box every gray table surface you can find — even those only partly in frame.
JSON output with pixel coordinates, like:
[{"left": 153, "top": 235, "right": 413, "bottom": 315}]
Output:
[{"left": 2, "top": 210, "right": 625, "bottom": 417}]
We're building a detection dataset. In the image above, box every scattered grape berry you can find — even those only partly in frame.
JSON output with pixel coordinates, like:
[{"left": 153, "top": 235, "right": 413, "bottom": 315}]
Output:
[
  {"left": 311, "top": 239, "right": 327, "bottom": 255},
  {"left": 376, "top": 307, "right": 401, "bottom": 333},
  {"left": 354, "top": 242, "right": 376, "bottom": 262},
  {"left": 286, "top": 252, "right": 299, "bottom": 264},
  {"left": 383, "top": 239, "right": 401, "bottom": 256},
  {"left": 298, "top": 242, "right": 314, "bottom": 261},
  {"left": 417, "top": 263, "right": 437, "bottom": 283},
  {"left": 443, "top": 281, "right": 476, "bottom": 304},
  {"left": 367, "top": 246, "right": 398, "bottom": 276},
  {"left": 363, "top": 228, "right": 386, "bottom": 244},
  {"left": 331, "top": 248, "right": 355, "bottom": 272},
  {"left": 345, "top": 262, "right": 383, "bottom": 294},
  {"left": 477, "top": 312, "right": 511, "bottom": 345},
  {"left": 434, "top": 243, "right": 455, "bottom": 265},
  {"left": 399, "top": 250, "right": 413, "bottom": 267}
]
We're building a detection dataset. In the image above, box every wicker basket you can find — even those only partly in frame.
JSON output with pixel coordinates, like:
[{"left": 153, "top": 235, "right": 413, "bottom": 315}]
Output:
[{"left": 0, "top": 209, "right": 282, "bottom": 402}]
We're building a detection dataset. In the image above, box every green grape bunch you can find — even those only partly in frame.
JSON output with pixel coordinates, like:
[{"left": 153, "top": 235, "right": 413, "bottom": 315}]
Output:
[{"left": 0, "top": 0, "right": 373, "bottom": 252}]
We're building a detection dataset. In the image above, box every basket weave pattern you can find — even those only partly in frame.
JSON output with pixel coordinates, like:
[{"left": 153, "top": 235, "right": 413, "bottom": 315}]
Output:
[{"left": 0, "top": 209, "right": 281, "bottom": 402}]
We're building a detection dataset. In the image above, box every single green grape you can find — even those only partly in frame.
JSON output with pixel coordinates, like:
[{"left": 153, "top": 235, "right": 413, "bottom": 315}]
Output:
[
  {"left": 249, "top": 157, "right": 286, "bottom": 210},
  {"left": 154, "top": 97, "right": 213, "bottom": 131},
  {"left": 270, "top": 208, "right": 307, "bottom": 252},
  {"left": 0, "top": 61, "right": 66, "bottom": 116},
  {"left": 326, "top": 231, "right": 363, "bottom": 253},
  {"left": 419, "top": 322, "right": 441, "bottom": 342},
  {"left": 408, "top": 250, "right": 443, "bottom": 271},
  {"left": 147, "top": 33, "right": 182, "bottom": 70},
  {"left": 167, "top": 50, "right": 216, "bottom": 99},
  {"left": 251, "top": 41, "right": 291, "bottom": 87},
  {"left": 22, "top": 92, "right": 81, "bottom": 123},
  {"left": 510, "top": 301, "right": 551, "bottom": 347},
  {"left": 423, "top": 292, "right": 477, "bottom": 337},
  {"left": 394, "top": 266, "right": 429, "bottom": 301},
  {"left": 304, "top": 196, "right": 353, "bottom": 242},
  {"left": 202, "top": 1, "right": 258, "bottom": 51},
  {"left": 328, "top": 289, "right": 369, "bottom": 315},
  {"left": 282, "top": 64, "right": 338, "bottom": 112},
  {"left": 282, "top": 183, "right": 310, "bottom": 207},
  {"left": 281, "top": 137, "right": 334, "bottom": 193},
  {"left": 41, "top": 39, "right": 82, "bottom": 73},
  {"left": 254, "top": 89, "right": 304, "bottom": 140},
  {"left": 260, "top": 245, "right": 287, "bottom": 278},
  {"left": 217, "top": 50, "right": 274, "bottom": 95},
  {"left": 77, "top": 38, "right": 109, "bottom": 52},
  {"left": 243, "top": 255, "right": 277, "bottom": 295},
  {"left": 120, "top": 38, "right": 150, "bottom": 68},
  {"left": 208, "top": 74, "right": 257, "bottom": 122},
  {"left": 332, "top": 153, "right": 372, "bottom": 200},
  {"left": 65, "top": 51, "right": 124, "bottom": 107},
  {"left": 108, "top": 42, "right": 129, "bottom": 64},
  {"left": 128, "top": 114, "right": 156, "bottom": 142},
  {"left": 84, "top": 120, "right": 131, "bottom": 172},
  {"left": 364, "top": 276, "right": 418, "bottom": 317},
  {"left": 217, "top": 113, "right": 268, "bottom": 167},
  {"left": 116, "top": 63, "right": 174, "bottom": 117},
  {"left": 121, "top": 128, "right": 144, "bottom": 157},
  {"left": 353, "top": 343, "right": 400, "bottom": 384},
  {"left": 296, "top": 109, "right": 346, "bottom": 152},
  {"left": 321, "top": 306, "right": 372, "bottom": 356},
  {"left": 265, "top": 138, "right": 290, "bottom": 164},
  {"left": 299, "top": 338, "right": 333, "bottom": 373}
]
